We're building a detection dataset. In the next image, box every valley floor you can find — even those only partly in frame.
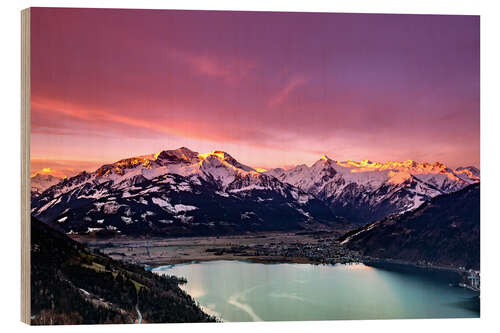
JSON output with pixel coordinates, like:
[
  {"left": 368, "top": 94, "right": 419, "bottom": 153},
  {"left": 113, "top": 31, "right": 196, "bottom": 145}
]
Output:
[{"left": 74, "top": 228, "right": 360, "bottom": 266}]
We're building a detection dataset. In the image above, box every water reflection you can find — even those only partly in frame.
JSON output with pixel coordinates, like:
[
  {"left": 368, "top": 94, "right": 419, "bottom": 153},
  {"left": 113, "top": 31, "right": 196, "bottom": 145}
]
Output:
[{"left": 153, "top": 260, "right": 479, "bottom": 322}]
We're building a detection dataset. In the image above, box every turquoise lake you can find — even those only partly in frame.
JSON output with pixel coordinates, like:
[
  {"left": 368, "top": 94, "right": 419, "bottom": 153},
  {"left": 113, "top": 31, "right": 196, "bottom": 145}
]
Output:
[{"left": 153, "top": 260, "right": 479, "bottom": 322}]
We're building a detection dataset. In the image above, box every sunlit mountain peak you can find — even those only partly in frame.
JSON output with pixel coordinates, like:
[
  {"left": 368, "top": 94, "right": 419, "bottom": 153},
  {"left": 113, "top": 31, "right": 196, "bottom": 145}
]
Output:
[{"left": 198, "top": 150, "right": 228, "bottom": 161}]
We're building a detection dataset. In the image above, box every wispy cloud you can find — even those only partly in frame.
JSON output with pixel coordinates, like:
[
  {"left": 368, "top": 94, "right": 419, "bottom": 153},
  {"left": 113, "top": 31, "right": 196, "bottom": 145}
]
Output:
[
  {"left": 268, "top": 77, "right": 307, "bottom": 107},
  {"left": 168, "top": 48, "right": 255, "bottom": 82}
]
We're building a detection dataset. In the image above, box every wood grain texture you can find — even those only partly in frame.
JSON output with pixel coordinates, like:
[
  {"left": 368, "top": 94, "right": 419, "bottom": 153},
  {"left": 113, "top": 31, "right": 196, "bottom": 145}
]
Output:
[{"left": 21, "top": 7, "right": 31, "bottom": 325}]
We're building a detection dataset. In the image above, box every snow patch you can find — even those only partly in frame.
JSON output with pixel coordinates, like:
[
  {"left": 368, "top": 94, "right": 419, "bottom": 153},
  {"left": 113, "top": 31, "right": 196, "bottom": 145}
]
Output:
[
  {"left": 341, "top": 222, "right": 379, "bottom": 245},
  {"left": 37, "top": 196, "right": 61, "bottom": 213},
  {"left": 176, "top": 215, "right": 194, "bottom": 223},
  {"left": 229, "top": 185, "right": 269, "bottom": 193},
  {"left": 152, "top": 197, "right": 171, "bottom": 207},
  {"left": 57, "top": 216, "right": 68, "bottom": 223},
  {"left": 241, "top": 211, "right": 255, "bottom": 220},
  {"left": 94, "top": 201, "right": 122, "bottom": 214},
  {"left": 121, "top": 216, "right": 133, "bottom": 224},
  {"left": 152, "top": 197, "right": 197, "bottom": 213},
  {"left": 174, "top": 204, "right": 198, "bottom": 212}
]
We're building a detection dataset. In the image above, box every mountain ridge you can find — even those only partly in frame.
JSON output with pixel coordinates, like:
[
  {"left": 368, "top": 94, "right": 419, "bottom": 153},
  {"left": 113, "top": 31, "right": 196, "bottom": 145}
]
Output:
[
  {"left": 266, "top": 156, "right": 479, "bottom": 223},
  {"left": 31, "top": 147, "right": 479, "bottom": 236},
  {"left": 32, "top": 147, "right": 341, "bottom": 237}
]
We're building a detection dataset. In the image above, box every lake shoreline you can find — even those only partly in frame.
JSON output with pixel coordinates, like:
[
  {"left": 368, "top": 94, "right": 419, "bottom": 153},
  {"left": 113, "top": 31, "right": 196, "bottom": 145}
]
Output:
[
  {"left": 149, "top": 255, "right": 339, "bottom": 267},
  {"left": 150, "top": 255, "right": 470, "bottom": 278}
]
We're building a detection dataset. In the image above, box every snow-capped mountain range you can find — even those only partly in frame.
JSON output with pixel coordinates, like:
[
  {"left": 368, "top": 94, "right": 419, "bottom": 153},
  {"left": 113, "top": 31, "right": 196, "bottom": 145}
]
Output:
[
  {"left": 31, "top": 147, "right": 338, "bottom": 236},
  {"left": 266, "top": 155, "right": 479, "bottom": 224},
  {"left": 31, "top": 147, "right": 479, "bottom": 236}
]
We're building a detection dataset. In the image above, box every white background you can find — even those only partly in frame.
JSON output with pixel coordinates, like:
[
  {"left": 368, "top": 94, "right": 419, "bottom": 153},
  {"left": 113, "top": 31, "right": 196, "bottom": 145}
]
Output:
[{"left": 1, "top": 1, "right": 499, "bottom": 332}]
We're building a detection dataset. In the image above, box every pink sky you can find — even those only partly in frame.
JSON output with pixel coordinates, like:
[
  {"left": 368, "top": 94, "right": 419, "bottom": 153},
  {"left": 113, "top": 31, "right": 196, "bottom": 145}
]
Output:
[{"left": 30, "top": 8, "right": 480, "bottom": 177}]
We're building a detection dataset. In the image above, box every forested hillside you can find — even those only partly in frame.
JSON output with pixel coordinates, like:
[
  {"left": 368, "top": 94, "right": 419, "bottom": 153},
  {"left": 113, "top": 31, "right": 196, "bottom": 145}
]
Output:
[{"left": 31, "top": 217, "right": 216, "bottom": 325}]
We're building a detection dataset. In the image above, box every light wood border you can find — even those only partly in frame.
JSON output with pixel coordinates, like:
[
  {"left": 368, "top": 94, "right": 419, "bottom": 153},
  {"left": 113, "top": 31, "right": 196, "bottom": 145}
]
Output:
[{"left": 21, "top": 7, "right": 31, "bottom": 325}]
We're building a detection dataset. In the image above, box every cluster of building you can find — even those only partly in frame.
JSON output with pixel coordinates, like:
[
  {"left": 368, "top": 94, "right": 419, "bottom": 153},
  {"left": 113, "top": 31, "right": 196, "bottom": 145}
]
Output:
[
  {"left": 207, "top": 239, "right": 363, "bottom": 264},
  {"left": 462, "top": 270, "right": 480, "bottom": 291}
]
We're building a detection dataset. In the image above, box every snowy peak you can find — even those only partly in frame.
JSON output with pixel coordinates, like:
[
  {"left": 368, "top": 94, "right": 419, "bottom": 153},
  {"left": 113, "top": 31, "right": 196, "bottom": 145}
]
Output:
[
  {"left": 155, "top": 147, "right": 200, "bottom": 165},
  {"left": 305, "top": 156, "right": 478, "bottom": 188},
  {"left": 197, "top": 151, "right": 264, "bottom": 189},
  {"left": 266, "top": 155, "right": 479, "bottom": 224},
  {"left": 335, "top": 159, "right": 443, "bottom": 173},
  {"left": 38, "top": 147, "right": 263, "bottom": 199},
  {"left": 95, "top": 158, "right": 150, "bottom": 177},
  {"left": 31, "top": 173, "right": 64, "bottom": 196},
  {"left": 198, "top": 150, "right": 255, "bottom": 172},
  {"left": 455, "top": 166, "right": 480, "bottom": 182},
  {"left": 319, "top": 154, "right": 335, "bottom": 162},
  {"left": 31, "top": 173, "right": 62, "bottom": 182},
  {"left": 311, "top": 155, "right": 337, "bottom": 169},
  {"left": 457, "top": 165, "right": 480, "bottom": 175}
]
